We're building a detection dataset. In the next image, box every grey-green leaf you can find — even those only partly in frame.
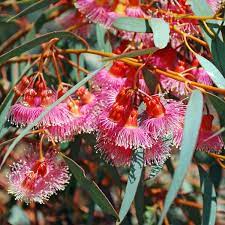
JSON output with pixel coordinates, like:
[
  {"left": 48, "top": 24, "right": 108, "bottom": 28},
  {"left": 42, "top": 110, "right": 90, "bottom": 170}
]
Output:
[
  {"left": 187, "top": 0, "right": 213, "bottom": 16},
  {"left": 195, "top": 54, "right": 225, "bottom": 88},
  {"left": 198, "top": 165, "right": 217, "bottom": 225},
  {"left": 113, "top": 17, "right": 152, "bottom": 33},
  {"left": 117, "top": 147, "right": 144, "bottom": 224},
  {"left": 207, "top": 92, "right": 225, "bottom": 127},
  {"left": 149, "top": 18, "right": 170, "bottom": 49},
  {"left": 7, "top": 0, "right": 58, "bottom": 22},
  {"left": 62, "top": 154, "right": 119, "bottom": 219},
  {"left": 158, "top": 90, "right": 204, "bottom": 225}
]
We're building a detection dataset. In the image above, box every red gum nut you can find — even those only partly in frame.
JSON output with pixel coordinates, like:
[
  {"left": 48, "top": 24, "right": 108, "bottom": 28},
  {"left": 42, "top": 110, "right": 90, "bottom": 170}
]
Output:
[
  {"left": 32, "top": 160, "right": 48, "bottom": 177},
  {"left": 14, "top": 76, "right": 30, "bottom": 96},
  {"left": 22, "top": 171, "right": 37, "bottom": 191},
  {"left": 109, "top": 61, "right": 128, "bottom": 78},
  {"left": 36, "top": 81, "right": 46, "bottom": 94},
  {"left": 201, "top": 114, "right": 214, "bottom": 131},
  {"left": 80, "top": 91, "right": 93, "bottom": 104},
  {"left": 57, "top": 87, "right": 68, "bottom": 98},
  {"left": 109, "top": 103, "right": 125, "bottom": 122},
  {"left": 125, "top": 108, "right": 138, "bottom": 127},
  {"left": 145, "top": 97, "right": 165, "bottom": 118},
  {"left": 75, "top": 86, "right": 86, "bottom": 97},
  {"left": 129, "top": 0, "right": 140, "bottom": 6},
  {"left": 68, "top": 100, "right": 81, "bottom": 116},
  {"left": 23, "top": 89, "right": 37, "bottom": 106},
  {"left": 41, "top": 90, "right": 54, "bottom": 107}
]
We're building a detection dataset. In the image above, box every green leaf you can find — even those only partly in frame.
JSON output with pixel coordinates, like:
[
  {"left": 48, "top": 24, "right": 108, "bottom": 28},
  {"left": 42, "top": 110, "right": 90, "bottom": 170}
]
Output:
[
  {"left": 103, "top": 48, "right": 158, "bottom": 61},
  {"left": 195, "top": 54, "right": 225, "bottom": 88},
  {"left": 96, "top": 24, "right": 112, "bottom": 52},
  {"left": 149, "top": 18, "right": 170, "bottom": 49},
  {"left": 0, "top": 90, "right": 13, "bottom": 134},
  {"left": 7, "top": 0, "right": 58, "bottom": 22},
  {"left": 0, "top": 31, "right": 84, "bottom": 66},
  {"left": 117, "top": 148, "right": 144, "bottom": 224},
  {"left": 142, "top": 67, "right": 158, "bottom": 93},
  {"left": 211, "top": 36, "right": 225, "bottom": 75},
  {"left": 61, "top": 154, "right": 119, "bottom": 219},
  {"left": 148, "top": 164, "right": 164, "bottom": 180},
  {"left": 134, "top": 173, "right": 144, "bottom": 225},
  {"left": 198, "top": 166, "right": 217, "bottom": 225},
  {"left": 187, "top": 0, "right": 213, "bottom": 16},
  {"left": 113, "top": 17, "right": 152, "bottom": 33},
  {"left": 0, "top": 66, "right": 104, "bottom": 169},
  {"left": 158, "top": 90, "right": 204, "bottom": 225},
  {"left": 207, "top": 92, "right": 225, "bottom": 127}
]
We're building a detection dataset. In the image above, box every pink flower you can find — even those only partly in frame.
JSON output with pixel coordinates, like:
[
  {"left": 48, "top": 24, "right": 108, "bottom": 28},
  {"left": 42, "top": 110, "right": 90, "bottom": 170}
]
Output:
[
  {"left": 192, "top": 68, "right": 213, "bottom": 86},
  {"left": 96, "top": 136, "right": 171, "bottom": 167},
  {"left": 197, "top": 114, "right": 224, "bottom": 152},
  {"left": 75, "top": 0, "right": 117, "bottom": 27},
  {"left": 145, "top": 139, "right": 171, "bottom": 166},
  {"left": 56, "top": 11, "right": 91, "bottom": 38},
  {"left": 8, "top": 88, "right": 73, "bottom": 128},
  {"left": 141, "top": 96, "right": 186, "bottom": 139},
  {"left": 160, "top": 67, "right": 213, "bottom": 96},
  {"left": 173, "top": 114, "right": 224, "bottom": 152},
  {"left": 92, "top": 61, "right": 129, "bottom": 90},
  {"left": 149, "top": 46, "right": 177, "bottom": 69},
  {"left": 96, "top": 136, "right": 132, "bottom": 167},
  {"left": 125, "top": 5, "right": 146, "bottom": 18},
  {"left": 207, "top": 0, "right": 221, "bottom": 12},
  {"left": 47, "top": 89, "right": 101, "bottom": 142},
  {"left": 7, "top": 147, "right": 70, "bottom": 204},
  {"left": 98, "top": 106, "right": 152, "bottom": 149},
  {"left": 160, "top": 76, "right": 189, "bottom": 96}
]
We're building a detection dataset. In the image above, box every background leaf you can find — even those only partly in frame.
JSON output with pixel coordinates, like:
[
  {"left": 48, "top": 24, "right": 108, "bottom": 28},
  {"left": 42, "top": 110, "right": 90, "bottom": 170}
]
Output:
[
  {"left": 0, "top": 31, "right": 84, "bottom": 65},
  {"left": 195, "top": 54, "right": 225, "bottom": 88},
  {"left": 198, "top": 165, "right": 217, "bottom": 225},
  {"left": 7, "top": 0, "right": 58, "bottom": 22},
  {"left": 117, "top": 147, "right": 144, "bottom": 224},
  {"left": 158, "top": 90, "right": 204, "bottom": 225},
  {"left": 62, "top": 154, "right": 119, "bottom": 219}
]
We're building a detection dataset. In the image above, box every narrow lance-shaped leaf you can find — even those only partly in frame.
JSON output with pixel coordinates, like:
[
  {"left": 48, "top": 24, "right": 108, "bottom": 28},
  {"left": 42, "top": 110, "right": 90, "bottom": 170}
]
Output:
[
  {"left": 158, "top": 89, "right": 204, "bottom": 225},
  {"left": 0, "top": 31, "right": 85, "bottom": 65},
  {"left": 0, "top": 66, "right": 105, "bottom": 169},
  {"left": 198, "top": 165, "right": 217, "bottom": 225},
  {"left": 7, "top": 0, "right": 58, "bottom": 22},
  {"left": 117, "top": 147, "right": 144, "bottom": 224},
  {"left": 61, "top": 154, "right": 119, "bottom": 219}
]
